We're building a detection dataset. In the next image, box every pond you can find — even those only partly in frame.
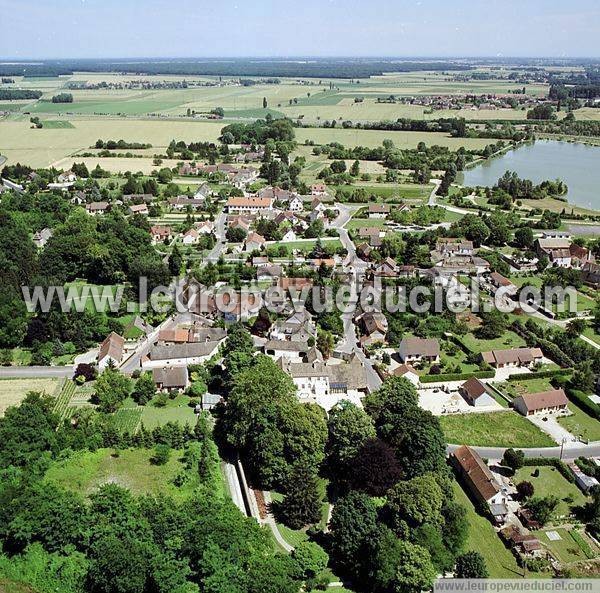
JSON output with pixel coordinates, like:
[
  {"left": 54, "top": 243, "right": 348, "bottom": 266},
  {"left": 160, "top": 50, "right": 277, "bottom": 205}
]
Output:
[{"left": 460, "top": 140, "right": 600, "bottom": 211}]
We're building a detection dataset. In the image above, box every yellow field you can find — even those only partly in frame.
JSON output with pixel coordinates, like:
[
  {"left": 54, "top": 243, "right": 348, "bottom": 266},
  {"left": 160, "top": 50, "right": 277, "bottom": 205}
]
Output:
[
  {"left": 0, "top": 118, "right": 223, "bottom": 168},
  {"left": 52, "top": 156, "right": 184, "bottom": 175},
  {"left": 0, "top": 378, "right": 59, "bottom": 416}
]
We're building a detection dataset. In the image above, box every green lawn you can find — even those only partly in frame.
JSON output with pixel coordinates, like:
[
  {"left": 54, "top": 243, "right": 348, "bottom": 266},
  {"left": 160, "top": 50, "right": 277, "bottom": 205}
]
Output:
[
  {"left": 513, "top": 466, "right": 588, "bottom": 521},
  {"left": 451, "top": 481, "right": 524, "bottom": 578},
  {"left": 583, "top": 326, "right": 600, "bottom": 346},
  {"left": 461, "top": 330, "right": 526, "bottom": 354},
  {"left": 140, "top": 394, "right": 197, "bottom": 429},
  {"left": 441, "top": 411, "right": 556, "bottom": 447},
  {"left": 43, "top": 447, "right": 201, "bottom": 500},
  {"left": 502, "top": 377, "right": 558, "bottom": 399},
  {"left": 536, "top": 528, "right": 597, "bottom": 564},
  {"left": 558, "top": 403, "right": 600, "bottom": 443}
]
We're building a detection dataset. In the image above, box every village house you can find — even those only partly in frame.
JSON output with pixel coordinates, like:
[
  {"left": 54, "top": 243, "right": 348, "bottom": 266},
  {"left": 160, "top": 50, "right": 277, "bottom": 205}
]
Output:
[
  {"left": 535, "top": 238, "right": 572, "bottom": 268},
  {"left": 33, "top": 228, "right": 53, "bottom": 249},
  {"left": 58, "top": 170, "right": 77, "bottom": 183},
  {"left": 311, "top": 183, "right": 328, "bottom": 196},
  {"left": 582, "top": 262, "right": 600, "bottom": 288},
  {"left": 152, "top": 366, "right": 189, "bottom": 393},
  {"left": 245, "top": 232, "right": 266, "bottom": 252},
  {"left": 356, "top": 311, "right": 388, "bottom": 347},
  {"left": 228, "top": 215, "right": 252, "bottom": 233},
  {"left": 128, "top": 203, "right": 149, "bottom": 216},
  {"left": 182, "top": 229, "right": 200, "bottom": 245},
  {"left": 372, "top": 257, "right": 398, "bottom": 279},
  {"left": 489, "top": 271, "right": 518, "bottom": 297},
  {"left": 452, "top": 445, "right": 508, "bottom": 523},
  {"left": 513, "top": 388, "right": 569, "bottom": 416},
  {"left": 277, "top": 353, "right": 368, "bottom": 405},
  {"left": 481, "top": 347, "right": 543, "bottom": 369},
  {"left": 227, "top": 196, "right": 274, "bottom": 215},
  {"left": 194, "top": 220, "right": 214, "bottom": 235},
  {"left": 460, "top": 377, "right": 496, "bottom": 407},
  {"left": 569, "top": 244, "right": 594, "bottom": 269},
  {"left": 150, "top": 225, "right": 173, "bottom": 244},
  {"left": 398, "top": 337, "right": 440, "bottom": 364},
  {"left": 144, "top": 341, "right": 220, "bottom": 369},
  {"left": 281, "top": 229, "right": 297, "bottom": 242},
  {"left": 569, "top": 464, "right": 600, "bottom": 493},
  {"left": 194, "top": 183, "right": 212, "bottom": 200},
  {"left": 257, "top": 264, "right": 282, "bottom": 282},
  {"left": 392, "top": 364, "right": 420, "bottom": 386},
  {"left": 86, "top": 201, "right": 110, "bottom": 216},
  {"left": 98, "top": 332, "right": 125, "bottom": 370},
  {"left": 278, "top": 277, "right": 314, "bottom": 292},
  {"left": 368, "top": 203, "right": 391, "bottom": 218},
  {"left": 221, "top": 292, "right": 262, "bottom": 322},
  {"left": 264, "top": 339, "right": 310, "bottom": 361},
  {"left": 436, "top": 238, "right": 474, "bottom": 257},
  {"left": 500, "top": 526, "right": 544, "bottom": 559},
  {"left": 168, "top": 196, "right": 205, "bottom": 211},
  {"left": 269, "top": 309, "right": 316, "bottom": 343}
]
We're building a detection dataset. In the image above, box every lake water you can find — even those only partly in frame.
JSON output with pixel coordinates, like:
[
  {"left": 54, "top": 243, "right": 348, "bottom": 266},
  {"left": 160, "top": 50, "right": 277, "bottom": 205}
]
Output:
[{"left": 460, "top": 140, "right": 600, "bottom": 211}]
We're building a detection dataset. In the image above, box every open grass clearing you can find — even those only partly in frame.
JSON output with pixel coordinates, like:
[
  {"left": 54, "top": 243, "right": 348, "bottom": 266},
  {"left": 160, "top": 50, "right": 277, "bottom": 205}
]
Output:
[
  {"left": 0, "top": 378, "right": 60, "bottom": 416},
  {"left": 440, "top": 410, "right": 556, "bottom": 448},
  {"left": 43, "top": 447, "right": 203, "bottom": 500},
  {"left": 140, "top": 393, "right": 198, "bottom": 429},
  {"left": 460, "top": 330, "right": 526, "bottom": 354}
]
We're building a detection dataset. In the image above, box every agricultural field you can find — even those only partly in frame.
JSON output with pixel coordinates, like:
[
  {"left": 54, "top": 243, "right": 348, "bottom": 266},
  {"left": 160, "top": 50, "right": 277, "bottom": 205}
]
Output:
[
  {"left": 440, "top": 411, "right": 556, "bottom": 447},
  {"left": 43, "top": 447, "right": 204, "bottom": 500},
  {"left": 0, "top": 118, "right": 223, "bottom": 168},
  {"left": 0, "top": 378, "right": 60, "bottom": 416},
  {"left": 295, "top": 127, "right": 492, "bottom": 150},
  {"left": 52, "top": 155, "right": 183, "bottom": 175}
]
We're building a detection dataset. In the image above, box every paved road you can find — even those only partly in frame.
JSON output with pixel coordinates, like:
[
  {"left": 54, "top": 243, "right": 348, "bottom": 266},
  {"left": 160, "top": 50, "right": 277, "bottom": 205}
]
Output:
[
  {"left": 332, "top": 202, "right": 382, "bottom": 393},
  {"left": 0, "top": 366, "right": 73, "bottom": 378},
  {"left": 262, "top": 491, "right": 294, "bottom": 552},
  {"left": 204, "top": 209, "right": 227, "bottom": 264},
  {"left": 447, "top": 441, "right": 600, "bottom": 461}
]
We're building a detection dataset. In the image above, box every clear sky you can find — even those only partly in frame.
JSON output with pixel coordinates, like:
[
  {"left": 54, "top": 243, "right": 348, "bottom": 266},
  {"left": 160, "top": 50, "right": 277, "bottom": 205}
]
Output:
[{"left": 0, "top": 0, "right": 598, "bottom": 59}]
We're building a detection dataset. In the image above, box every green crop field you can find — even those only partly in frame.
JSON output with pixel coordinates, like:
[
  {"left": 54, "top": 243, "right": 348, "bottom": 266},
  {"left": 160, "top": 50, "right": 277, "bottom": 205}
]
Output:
[
  {"left": 295, "top": 127, "right": 491, "bottom": 150},
  {"left": 40, "top": 120, "right": 75, "bottom": 128}
]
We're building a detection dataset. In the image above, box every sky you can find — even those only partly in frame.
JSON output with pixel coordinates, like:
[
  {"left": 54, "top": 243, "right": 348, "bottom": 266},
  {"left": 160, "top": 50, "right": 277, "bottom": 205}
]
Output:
[{"left": 0, "top": 0, "right": 599, "bottom": 59}]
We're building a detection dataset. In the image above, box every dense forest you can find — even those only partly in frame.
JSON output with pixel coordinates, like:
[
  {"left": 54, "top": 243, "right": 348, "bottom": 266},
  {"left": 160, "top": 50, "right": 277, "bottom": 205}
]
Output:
[{"left": 0, "top": 58, "right": 470, "bottom": 79}]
